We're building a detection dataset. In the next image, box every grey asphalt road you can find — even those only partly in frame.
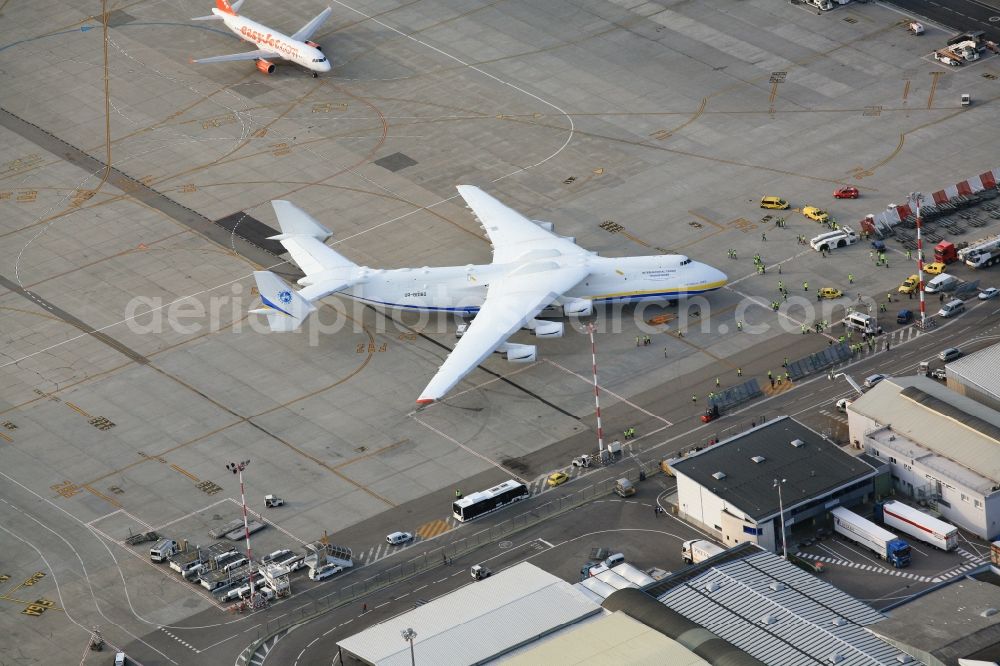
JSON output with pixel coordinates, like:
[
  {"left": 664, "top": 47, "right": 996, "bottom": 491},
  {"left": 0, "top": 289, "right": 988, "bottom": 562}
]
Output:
[
  {"left": 882, "top": 0, "right": 1000, "bottom": 42},
  {"left": 126, "top": 294, "right": 1000, "bottom": 666}
]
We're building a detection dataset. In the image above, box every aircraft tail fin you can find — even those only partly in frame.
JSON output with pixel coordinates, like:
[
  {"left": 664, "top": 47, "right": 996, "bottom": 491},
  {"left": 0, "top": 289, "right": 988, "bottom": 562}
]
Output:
[
  {"left": 250, "top": 271, "right": 317, "bottom": 332},
  {"left": 216, "top": 0, "right": 240, "bottom": 15},
  {"left": 270, "top": 200, "right": 358, "bottom": 278}
]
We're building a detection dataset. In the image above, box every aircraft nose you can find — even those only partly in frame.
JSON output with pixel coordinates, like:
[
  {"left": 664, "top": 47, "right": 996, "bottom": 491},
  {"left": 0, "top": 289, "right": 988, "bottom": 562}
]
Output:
[
  {"left": 701, "top": 264, "right": 727, "bottom": 289},
  {"left": 321, "top": 59, "right": 332, "bottom": 72}
]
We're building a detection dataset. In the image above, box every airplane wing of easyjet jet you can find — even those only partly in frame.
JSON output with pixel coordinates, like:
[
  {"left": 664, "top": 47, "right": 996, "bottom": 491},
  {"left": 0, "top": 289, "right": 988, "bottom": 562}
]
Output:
[
  {"left": 291, "top": 7, "right": 334, "bottom": 41},
  {"left": 415, "top": 186, "right": 590, "bottom": 404},
  {"left": 191, "top": 49, "right": 271, "bottom": 64}
]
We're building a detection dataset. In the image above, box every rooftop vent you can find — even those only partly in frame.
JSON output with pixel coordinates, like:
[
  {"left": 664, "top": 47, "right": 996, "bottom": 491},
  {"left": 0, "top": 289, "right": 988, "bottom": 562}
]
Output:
[
  {"left": 831, "top": 617, "right": 848, "bottom": 627},
  {"left": 712, "top": 471, "right": 727, "bottom": 480},
  {"left": 768, "top": 582, "right": 786, "bottom": 592},
  {"left": 791, "top": 439, "right": 805, "bottom": 448},
  {"left": 895, "top": 655, "right": 913, "bottom": 664},
  {"left": 705, "top": 581, "right": 721, "bottom": 593},
  {"left": 981, "top": 608, "right": 998, "bottom": 618},
  {"left": 751, "top": 456, "right": 766, "bottom": 464},
  {"left": 760, "top": 613, "right": 779, "bottom": 625},
  {"left": 828, "top": 653, "right": 844, "bottom": 664}
]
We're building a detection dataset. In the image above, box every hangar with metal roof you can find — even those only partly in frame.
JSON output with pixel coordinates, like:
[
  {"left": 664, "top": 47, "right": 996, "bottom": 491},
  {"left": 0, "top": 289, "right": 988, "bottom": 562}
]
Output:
[
  {"left": 943, "top": 342, "right": 1000, "bottom": 412},
  {"left": 644, "top": 543, "right": 921, "bottom": 666}
]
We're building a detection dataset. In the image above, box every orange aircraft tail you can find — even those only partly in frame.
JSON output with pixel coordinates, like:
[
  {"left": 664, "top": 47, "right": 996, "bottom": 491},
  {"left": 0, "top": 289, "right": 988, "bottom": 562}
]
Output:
[{"left": 216, "top": 0, "right": 237, "bottom": 15}]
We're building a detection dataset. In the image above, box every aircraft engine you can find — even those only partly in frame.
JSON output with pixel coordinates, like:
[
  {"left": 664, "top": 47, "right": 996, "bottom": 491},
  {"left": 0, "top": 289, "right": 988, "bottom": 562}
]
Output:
[
  {"left": 560, "top": 298, "right": 593, "bottom": 317},
  {"left": 498, "top": 343, "right": 536, "bottom": 363},
  {"left": 255, "top": 59, "right": 275, "bottom": 74},
  {"left": 526, "top": 320, "right": 564, "bottom": 338}
]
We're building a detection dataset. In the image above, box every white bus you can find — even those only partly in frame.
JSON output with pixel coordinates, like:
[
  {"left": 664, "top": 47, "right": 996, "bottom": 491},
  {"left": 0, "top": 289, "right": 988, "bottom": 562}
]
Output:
[{"left": 453, "top": 480, "right": 530, "bottom": 522}]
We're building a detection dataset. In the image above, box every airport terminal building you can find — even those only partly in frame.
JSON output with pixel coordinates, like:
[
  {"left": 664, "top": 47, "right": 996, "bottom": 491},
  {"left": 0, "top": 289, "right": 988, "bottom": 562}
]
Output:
[
  {"left": 847, "top": 376, "right": 1000, "bottom": 540},
  {"left": 670, "top": 417, "right": 885, "bottom": 553}
]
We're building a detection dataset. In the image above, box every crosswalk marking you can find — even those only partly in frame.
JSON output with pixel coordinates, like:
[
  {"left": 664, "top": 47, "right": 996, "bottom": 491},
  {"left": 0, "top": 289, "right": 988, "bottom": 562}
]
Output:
[
  {"left": 797, "top": 551, "right": 987, "bottom": 583},
  {"left": 416, "top": 519, "right": 452, "bottom": 538}
]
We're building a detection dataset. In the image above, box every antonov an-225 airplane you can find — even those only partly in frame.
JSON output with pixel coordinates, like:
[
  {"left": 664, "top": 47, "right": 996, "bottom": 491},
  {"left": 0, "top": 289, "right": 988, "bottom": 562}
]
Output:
[
  {"left": 191, "top": 0, "right": 332, "bottom": 76},
  {"left": 251, "top": 186, "right": 727, "bottom": 404}
]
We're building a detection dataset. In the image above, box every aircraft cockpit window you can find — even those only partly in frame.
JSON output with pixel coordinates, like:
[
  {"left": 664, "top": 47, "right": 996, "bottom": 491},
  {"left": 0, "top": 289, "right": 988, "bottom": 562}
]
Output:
[
  {"left": 313, "top": 57, "right": 327, "bottom": 62},
  {"left": 679, "top": 258, "right": 692, "bottom": 266}
]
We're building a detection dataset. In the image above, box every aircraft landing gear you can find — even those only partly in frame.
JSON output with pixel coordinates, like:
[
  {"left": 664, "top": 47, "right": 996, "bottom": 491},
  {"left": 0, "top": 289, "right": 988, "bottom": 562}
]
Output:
[{"left": 312, "top": 71, "right": 318, "bottom": 78}]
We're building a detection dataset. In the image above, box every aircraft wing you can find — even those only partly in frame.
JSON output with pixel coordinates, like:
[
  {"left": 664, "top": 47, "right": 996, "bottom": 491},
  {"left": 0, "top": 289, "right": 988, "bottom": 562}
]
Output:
[
  {"left": 416, "top": 262, "right": 588, "bottom": 404},
  {"left": 291, "top": 7, "right": 333, "bottom": 41},
  {"left": 191, "top": 49, "right": 272, "bottom": 64},
  {"left": 456, "top": 185, "right": 583, "bottom": 264}
]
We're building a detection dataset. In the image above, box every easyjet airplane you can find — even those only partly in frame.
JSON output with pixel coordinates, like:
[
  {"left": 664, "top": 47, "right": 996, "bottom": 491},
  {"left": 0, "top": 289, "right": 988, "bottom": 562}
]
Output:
[{"left": 191, "top": 0, "right": 332, "bottom": 77}]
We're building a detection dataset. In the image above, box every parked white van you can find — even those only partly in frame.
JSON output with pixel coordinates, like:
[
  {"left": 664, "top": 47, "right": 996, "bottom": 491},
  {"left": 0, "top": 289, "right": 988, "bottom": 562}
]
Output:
[
  {"left": 844, "top": 312, "right": 883, "bottom": 335},
  {"left": 925, "top": 274, "right": 958, "bottom": 294}
]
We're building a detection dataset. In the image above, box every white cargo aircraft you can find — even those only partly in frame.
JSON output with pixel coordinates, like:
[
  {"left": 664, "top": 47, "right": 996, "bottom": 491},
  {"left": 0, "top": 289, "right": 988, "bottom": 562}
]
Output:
[
  {"left": 191, "top": 0, "right": 332, "bottom": 77},
  {"left": 251, "top": 186, "right": 727, "bottom": 404}
]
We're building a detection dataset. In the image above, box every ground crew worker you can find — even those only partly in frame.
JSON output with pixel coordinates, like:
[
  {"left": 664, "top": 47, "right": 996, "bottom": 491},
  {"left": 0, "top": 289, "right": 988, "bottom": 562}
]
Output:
[
  {"left": 886, "top": 293, "right": 892, "bottom": 303},
  {"left": 692, "top": 394, "right": 697, "bottom": 402},
  {"left": 737, "top": 368, "right": 742, "bottom": 377},
  {"left": 664, "top": 347, "right": 668, "bottom": 358},
  {"left": 455, "top": 489, "right": 462, "bottom": 499},
  {"left": 906, "top": 249, "right": 912, "bottom": 260},
  {"left": 776, "top": 375, "right": 783, "bottom": 386},
  {"left": 848, "top": 273, "right": 854, "bottom": 284},
  {"left": 783, "top": 357, "right": 789, "bottom": 367},
  {"left": 801, "top": 324, "right": 807, "bottom": 334},
  {"left": 762, "top": 232, "right": 767, "bottom": 241},
  {"left": 737, "top": 320, "right": 743, "bottom": 332},
  {"left": 778, "top": 280, "right": 784, "bottom": 291},
  {"left": 715, "top": 377, "right": 721, "bottom": 388},
  {"left": 803, "top": 281, "right": 808, "bottom": 291},
  {"left": 869, "top": 250, "right": 875, "bottom": 261}
]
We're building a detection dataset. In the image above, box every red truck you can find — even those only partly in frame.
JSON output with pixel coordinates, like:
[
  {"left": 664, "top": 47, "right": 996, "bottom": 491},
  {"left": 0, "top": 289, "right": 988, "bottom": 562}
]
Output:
[{"left": 934, "top": 241, "right": 958, "bottom": 264}]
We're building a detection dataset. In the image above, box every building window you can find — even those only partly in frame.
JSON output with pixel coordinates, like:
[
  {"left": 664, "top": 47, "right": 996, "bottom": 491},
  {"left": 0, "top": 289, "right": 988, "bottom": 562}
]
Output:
[
  {"left": 890, "top": 457, "right": 897, "bottom": 464},
  {"left": 873, "top": 450, "right": 880, "bottom": 457},
  {"left": 962, "top": 494, "right": 969, "bottom": 503},
  {"left": 714, "top": 525, "right": 722, "bottom": 531},
  {"left": 975, "top": 499, "right": 982, "bottom": 509}
]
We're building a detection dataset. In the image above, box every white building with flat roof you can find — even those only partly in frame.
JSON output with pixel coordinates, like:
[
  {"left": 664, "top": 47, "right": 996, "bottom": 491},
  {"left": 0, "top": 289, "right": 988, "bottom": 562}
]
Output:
[{"left": 847, "top": 376, "right": 1000, "bottom": 540}]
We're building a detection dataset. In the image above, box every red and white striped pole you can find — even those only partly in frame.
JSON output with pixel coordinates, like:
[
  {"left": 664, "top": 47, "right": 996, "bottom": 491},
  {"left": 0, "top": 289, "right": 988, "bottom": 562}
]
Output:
[
  {"left": 227, "top": 460, "right": 255, "bottom": 601},
  {"left": 587, "top": 323, "right": 605, "bottom": 462},
  {"left": 911, "top": 192, "right": 927, "bottom": 328}
]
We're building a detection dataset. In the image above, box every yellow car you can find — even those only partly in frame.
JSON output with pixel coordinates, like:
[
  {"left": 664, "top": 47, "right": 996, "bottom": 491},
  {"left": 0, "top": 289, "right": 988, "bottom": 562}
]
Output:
[
  {"left": 760, "top": 196, "right": 789, "bottom": 210},
  {"left": 547, "top": 472, "right": 569, "bottom": 487},
  {"left": 802, "top": 206, "right": 830, "bottom": 223},
  {"left": 924, "top": 262, "right": 946, "bottom": 275},
  {"left": 818, "top": 287, "right": 843, "bottom": 299},
  {"left": 898, "top": 275, "right": 919, "bottom": 294}
]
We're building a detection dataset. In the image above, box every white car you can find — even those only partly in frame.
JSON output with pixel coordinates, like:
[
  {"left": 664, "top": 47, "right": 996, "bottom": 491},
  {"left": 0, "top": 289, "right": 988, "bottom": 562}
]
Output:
[
  {"left": 836, "top": 398, "right": 852, "bottom": 412},
  {"left": 979, "top": 287, "right": 998, "bottom": 300},
  {"left": 386, "top": 531, "right": 414, "bottom": 545},
  {"left": 864, "top": 373, "right": 887, "bottom": 388}
]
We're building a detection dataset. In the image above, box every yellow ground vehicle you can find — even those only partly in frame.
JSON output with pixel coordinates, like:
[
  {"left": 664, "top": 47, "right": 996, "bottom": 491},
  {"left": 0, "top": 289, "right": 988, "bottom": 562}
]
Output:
[
  {"left": 898, "top": 275, "right": 919, "bottom": 294},
  {"left": 802, "top": 206, "right": 830, "bottom": 223},
  {"left": 818, "top": 287, "right": 843, "bottom": 299},
  {"left": 924, "top": 262, "right": 946, "bottom": 275},
  {"left": 760, "top": 196, "right": 789, "bottom": 210},
  {"left": 547, "top": 472, "right": 568, "bottom": 487}
]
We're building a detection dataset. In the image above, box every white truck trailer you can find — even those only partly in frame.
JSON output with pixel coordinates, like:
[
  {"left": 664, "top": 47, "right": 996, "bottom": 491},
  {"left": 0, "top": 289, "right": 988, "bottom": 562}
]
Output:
[
  {"left": 877, "top": 501, "right": 957, "bottom": 551},
  {"left": 962, "top": 235, "right": 1000, "bottom": 269},
  {"left": 830, "top": 507, "right": 911, "bottom": 568},
  {"left": 681, "top": 539, "right": 725, "bottom": 565}
]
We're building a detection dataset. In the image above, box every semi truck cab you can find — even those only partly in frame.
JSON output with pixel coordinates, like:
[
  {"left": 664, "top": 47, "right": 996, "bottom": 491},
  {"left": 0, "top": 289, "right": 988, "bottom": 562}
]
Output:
[{"left": 887, "top": 539, "right": 911, "bottom": 568}]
